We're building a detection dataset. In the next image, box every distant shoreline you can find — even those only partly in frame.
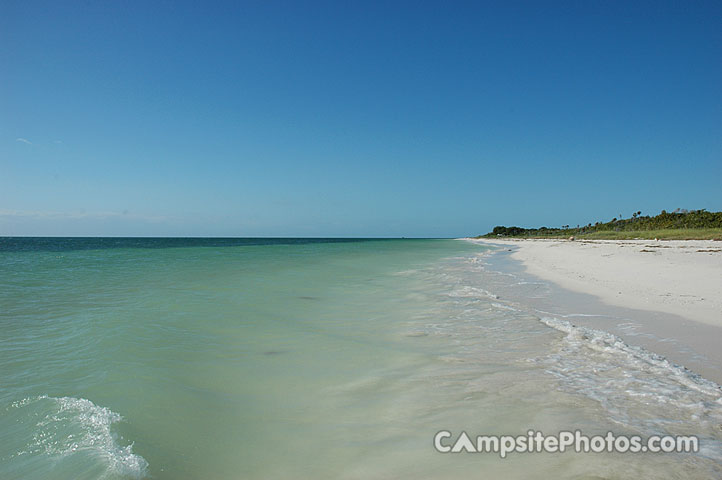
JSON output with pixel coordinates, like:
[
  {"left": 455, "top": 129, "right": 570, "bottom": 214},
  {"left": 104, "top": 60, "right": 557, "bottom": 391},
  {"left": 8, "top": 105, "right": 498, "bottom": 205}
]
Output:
[
  {"left": 479, "top": 228, "right": 722, "bottom": 240},
  {"left": 470, "top": 237, "right": 722, "bottom": 328}
]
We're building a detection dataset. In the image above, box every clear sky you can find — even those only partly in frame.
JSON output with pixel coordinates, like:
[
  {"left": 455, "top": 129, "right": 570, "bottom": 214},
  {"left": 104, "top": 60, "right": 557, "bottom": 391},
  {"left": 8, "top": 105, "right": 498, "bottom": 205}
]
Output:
[{"left": 2, "top": 1, "right": 720, "bottom": 237}]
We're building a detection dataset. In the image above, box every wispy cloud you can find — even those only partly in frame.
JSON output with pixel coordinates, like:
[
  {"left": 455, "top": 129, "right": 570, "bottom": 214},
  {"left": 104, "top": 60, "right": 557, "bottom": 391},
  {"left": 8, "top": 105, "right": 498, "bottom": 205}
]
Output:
[
  {"left": 16, "top": 137, "right": 32, "bottom": 145},
  {"left": 0, "top": 209, "right": 175, "bottom": 223}
]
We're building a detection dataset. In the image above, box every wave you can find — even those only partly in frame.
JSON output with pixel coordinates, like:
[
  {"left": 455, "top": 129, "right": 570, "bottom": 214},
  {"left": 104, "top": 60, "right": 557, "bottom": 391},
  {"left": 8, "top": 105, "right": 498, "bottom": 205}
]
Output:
[
  {"left": 446, "top": 285, "right": 499, "bottom": 299},
  {"left": 10, "top": 395, "right": 148, "bottom": 479},
  {"left": 537, "top": 316, "right": 722, "bottom": 461},
  {"left": 539, "top": 316, "right": 722, "bottom": 396}
]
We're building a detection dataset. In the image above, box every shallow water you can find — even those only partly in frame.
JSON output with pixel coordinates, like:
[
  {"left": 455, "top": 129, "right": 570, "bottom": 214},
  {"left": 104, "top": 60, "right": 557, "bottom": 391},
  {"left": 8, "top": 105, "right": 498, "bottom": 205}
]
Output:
[{"left": 1, "top": 238, "right": 720, "bottom": 479}]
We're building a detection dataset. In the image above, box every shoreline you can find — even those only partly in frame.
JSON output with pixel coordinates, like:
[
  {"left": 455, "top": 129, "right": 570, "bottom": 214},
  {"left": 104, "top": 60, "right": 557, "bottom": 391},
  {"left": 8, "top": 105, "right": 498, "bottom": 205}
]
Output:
[
  {"left": 468, "top": 237, "right": 722, "bottom": 383},
  {"left": 471, "top": 238, "right": 722, "bottom": 328}
]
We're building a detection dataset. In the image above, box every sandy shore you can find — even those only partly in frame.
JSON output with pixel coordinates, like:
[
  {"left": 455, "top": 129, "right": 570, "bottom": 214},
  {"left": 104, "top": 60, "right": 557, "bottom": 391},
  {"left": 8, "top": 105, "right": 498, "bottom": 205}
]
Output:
[{"left": 473, "top": 238, "right": 722, "bottom": 328}]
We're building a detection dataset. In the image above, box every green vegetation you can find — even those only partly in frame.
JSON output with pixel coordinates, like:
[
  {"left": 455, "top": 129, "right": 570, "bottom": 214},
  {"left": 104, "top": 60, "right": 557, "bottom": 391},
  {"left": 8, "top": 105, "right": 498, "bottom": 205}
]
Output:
[{"left": 479, "top": 209, "right": 722, "bottom": 240}]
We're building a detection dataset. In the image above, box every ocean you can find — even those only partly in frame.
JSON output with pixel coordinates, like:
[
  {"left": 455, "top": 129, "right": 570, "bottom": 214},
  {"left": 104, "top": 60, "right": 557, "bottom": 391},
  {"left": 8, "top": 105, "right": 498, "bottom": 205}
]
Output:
[{"left": 1, "top": 238, "right": 720, "bottom": 479}]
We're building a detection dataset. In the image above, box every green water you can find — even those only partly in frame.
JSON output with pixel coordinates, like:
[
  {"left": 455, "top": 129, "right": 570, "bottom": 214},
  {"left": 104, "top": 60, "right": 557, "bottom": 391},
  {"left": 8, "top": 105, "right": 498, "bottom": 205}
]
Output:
[
  {"left": 0, "top": 239, "right": 467, "bottom": 478},
  {"left": 2, "top": 238, "right": 721, "bottom": 479}
]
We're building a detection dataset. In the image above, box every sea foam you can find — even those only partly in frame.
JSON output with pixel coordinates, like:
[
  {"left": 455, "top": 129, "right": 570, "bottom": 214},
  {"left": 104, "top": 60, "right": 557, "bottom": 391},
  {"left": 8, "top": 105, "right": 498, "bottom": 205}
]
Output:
[
  {"left": 537, "top": 316, "right": 722, "bottom": 462},
  {"left": 11, "top": 395, "right": 148, "bottom": 479}
]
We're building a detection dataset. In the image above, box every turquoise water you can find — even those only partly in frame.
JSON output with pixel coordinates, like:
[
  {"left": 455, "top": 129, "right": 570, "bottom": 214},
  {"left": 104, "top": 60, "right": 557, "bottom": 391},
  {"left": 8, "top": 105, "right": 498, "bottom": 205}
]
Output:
[{"left": 2, "top": 238, "right": 721, "bottom": 479}]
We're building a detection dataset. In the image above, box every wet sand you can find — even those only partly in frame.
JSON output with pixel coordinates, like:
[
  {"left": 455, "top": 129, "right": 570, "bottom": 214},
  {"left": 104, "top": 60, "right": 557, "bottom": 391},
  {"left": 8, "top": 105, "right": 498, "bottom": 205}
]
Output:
[{"left": 470, "top": 238, "right": 722, "bottom": 383}]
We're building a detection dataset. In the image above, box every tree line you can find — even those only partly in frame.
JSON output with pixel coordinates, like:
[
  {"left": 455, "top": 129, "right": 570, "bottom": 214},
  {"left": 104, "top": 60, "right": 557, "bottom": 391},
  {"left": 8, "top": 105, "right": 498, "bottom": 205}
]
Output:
[{"left": 483, "top": 209, "right": 722, "bottom": 238}]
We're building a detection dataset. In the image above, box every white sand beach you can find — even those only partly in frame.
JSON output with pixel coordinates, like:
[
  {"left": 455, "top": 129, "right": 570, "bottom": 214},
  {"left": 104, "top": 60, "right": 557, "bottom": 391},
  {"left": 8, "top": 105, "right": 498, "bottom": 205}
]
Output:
[{"left": 475, "top": 238, "right": 722, "bottom": 328}]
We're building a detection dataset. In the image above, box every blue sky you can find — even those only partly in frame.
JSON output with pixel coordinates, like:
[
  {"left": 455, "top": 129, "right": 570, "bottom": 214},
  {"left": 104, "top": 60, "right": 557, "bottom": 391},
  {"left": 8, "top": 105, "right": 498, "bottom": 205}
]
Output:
[{"left": 2, "top": 1, "right": 720, "bottom": 237}]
